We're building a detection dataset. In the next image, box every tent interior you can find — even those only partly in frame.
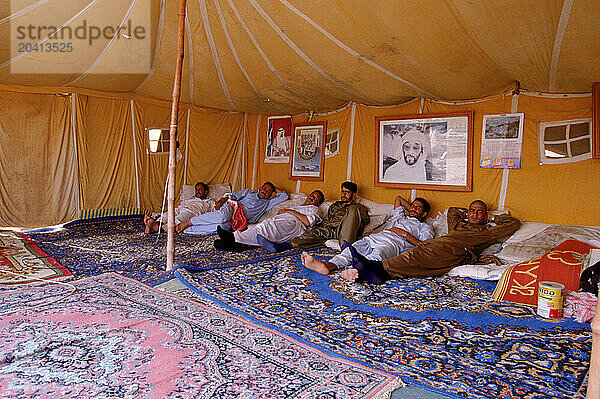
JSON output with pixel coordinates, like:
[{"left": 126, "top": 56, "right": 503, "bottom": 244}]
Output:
[{"left": 1, "top": 0, "right": 600, "bottom": 398}]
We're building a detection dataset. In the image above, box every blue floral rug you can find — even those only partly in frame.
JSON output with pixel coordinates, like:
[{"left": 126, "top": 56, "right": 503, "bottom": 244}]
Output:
[
  {"left": 175, "top": 254, "right": 592, "bottom": 399},
  {"left": 26, "top": 215, "right": 336, "bottom": 287},
  {"left": 0, "top": 273, "right": 403, "bottom": 398}
]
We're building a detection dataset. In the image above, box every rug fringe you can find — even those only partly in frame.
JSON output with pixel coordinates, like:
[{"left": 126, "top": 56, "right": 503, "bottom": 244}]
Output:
[{"left": 372, "top": 376, "right": 406, "bottom": 399}]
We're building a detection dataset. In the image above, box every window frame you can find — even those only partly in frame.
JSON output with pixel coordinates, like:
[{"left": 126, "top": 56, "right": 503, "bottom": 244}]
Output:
[
  {"left": 146, "top": 127, "right": 171, "bottom": 155},
  {"left": 538, "top": 118, "right": 592, "bottom": 164}
]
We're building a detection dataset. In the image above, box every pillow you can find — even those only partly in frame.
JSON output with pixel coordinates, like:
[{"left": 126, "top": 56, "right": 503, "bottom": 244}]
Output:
[
  {"left": 207, "top": 183, "right": 231, "bottom": 201},
  {"left": 493, "top": 239, "right": 598, "bottom": 306},
  {"left": 356, "top": 197, "right": 393, "bottom": 235},
  {"left": 179, "top": 183, "right": 232, "bottom": 202}
]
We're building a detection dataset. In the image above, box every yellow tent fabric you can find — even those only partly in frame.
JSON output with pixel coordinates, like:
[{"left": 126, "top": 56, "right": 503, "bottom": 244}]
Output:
[
  {"left": 1, "top": 1, "right": 599, "bottom": 114},
  {"left": 1, "top": 1, "right": 600, "bottom": 227},
  {"left": 0, "top": 90, "right": 77, "bottom": 226},
  {"left": 74, "top": 95, "right": 138, "bottom": 211}
]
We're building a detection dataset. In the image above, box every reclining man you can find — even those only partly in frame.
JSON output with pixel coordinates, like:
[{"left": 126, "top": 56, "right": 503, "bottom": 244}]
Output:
[
  {"left": 344, "top": 200, "right": 521, "bottom": 284},
  {"left": 302, "top": 195, "right": 434, "bottom": 275},
  {"left": 215, "top": 190, "right": 325, "bottom": 252},
  {"left": 176, "top": 182, "right": 288, "bottom": 234},
  {"left": 144, "top": 181, "right": 215, "bottom": 233},
  {"left": 258, "top": 181, "right": 369, "bottom": 253}
]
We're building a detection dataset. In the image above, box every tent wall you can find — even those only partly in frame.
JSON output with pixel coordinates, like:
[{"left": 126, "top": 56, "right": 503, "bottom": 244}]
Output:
[
  {"left": 1, "top": 86, "right": 599, "bottom": 227},
  {"left": 0, "top": 90, "right": 78, "bottom": 227},
  {"left": 249, "top": 92, "right": 599, "bottom": 226}
]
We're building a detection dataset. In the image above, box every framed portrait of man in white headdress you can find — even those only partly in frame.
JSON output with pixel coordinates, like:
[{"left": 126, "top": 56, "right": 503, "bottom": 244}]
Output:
[
  {"left": 375, "top": 112, "right": 473, "bottom": 191},
  {"left": 265, "top": 115, "right": 293, "bottom": 163}
]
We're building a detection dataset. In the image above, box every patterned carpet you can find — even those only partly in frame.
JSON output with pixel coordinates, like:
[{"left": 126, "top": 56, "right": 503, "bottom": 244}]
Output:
[
  {"left": 0, "top": 273, "right": 403, "bottom": 398},
  {"left": 25, "top": 215, "right": 334, "bottom": 286},
  {"left": 1, "top": 229, "right": 72, "bottom": 285},
  {"left": 176, "top": 254, "right": 592, "bottom": 399}
]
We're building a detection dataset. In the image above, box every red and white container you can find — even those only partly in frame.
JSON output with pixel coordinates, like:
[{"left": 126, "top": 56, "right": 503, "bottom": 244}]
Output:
[{"left": 537, "top": 281, "right": 564, "bottom": 319}]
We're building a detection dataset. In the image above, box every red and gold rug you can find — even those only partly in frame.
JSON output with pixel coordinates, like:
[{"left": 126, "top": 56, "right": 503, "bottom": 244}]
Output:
[{"left": 0, "top": 230, "right": 71, "bottom": 285}]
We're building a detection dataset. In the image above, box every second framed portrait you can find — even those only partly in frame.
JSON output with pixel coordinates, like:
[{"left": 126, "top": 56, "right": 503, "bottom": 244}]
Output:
[
  {"left": 375, "top": 112, "right": 473, "bottom": 191},
  {"left": 289, "top": 121, "right": 326, "bottom": 181}
]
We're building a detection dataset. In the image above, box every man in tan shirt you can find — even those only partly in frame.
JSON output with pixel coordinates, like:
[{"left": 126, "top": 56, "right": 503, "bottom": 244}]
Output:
[{"left": 343, "top": 200, "right": 521, "bottom": 284}]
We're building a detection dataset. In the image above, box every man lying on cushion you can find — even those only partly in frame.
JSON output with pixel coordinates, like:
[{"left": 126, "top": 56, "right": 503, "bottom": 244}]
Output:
[
  {"left": 301, "top": 195, "right": 434, "bottom": 275},
  {"left": 175, "top": 182, "right": 288, "bottom": 235},
  {"left": 143, "top": 181, "right": 215, "bottom": 234},
  {"left": 257, "top": 181, "right": 369, "bottom": 253},
  {"left": 343, "top": 200, "right": 521, "bottom": 284},
  {"left": 214, "top": 190, "right": 325, "bottom": 252}
]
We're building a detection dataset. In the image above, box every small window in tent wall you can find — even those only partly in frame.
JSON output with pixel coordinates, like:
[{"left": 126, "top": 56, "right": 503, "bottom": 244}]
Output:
[
  {"left": 146, "top": 128, "right": 170, "bottom": 154},
  {"left": 538, "top": 119, "right": 592, "bottom": 164},
  {"left": 325, "top": 127, "right": 340, "bottom": 158}
]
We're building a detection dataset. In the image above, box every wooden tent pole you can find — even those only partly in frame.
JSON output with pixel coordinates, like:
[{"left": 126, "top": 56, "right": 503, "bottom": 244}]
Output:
[{"left": 166, "top": 0, "right": 187, "bottom": 272}]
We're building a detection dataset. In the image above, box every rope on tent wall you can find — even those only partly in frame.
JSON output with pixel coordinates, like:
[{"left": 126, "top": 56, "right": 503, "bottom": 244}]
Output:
[
  {"left": 130, "top": 100, "right": 141, "bottom": 208},
  {"left": 184, "top": 109, "right": 191, "bottom": 184},
  {"left": 185, "top": 10, "right": 195, "bottom": 103},
  {"left": 251, "top": 114, "right": 261, "bottom": 190},
  {"left": 0, "top": 270, "right": 77, "bottom": 316},
  {"left": 346, "top": 103, "right": 356, "bottom": 181},
  {"left": 549, "top": 0, "right": 574, "bottom": 91},
  {"left": 199, "top": 0, "right": 234, "bottom": 108},
  {"left": 135, "top": 0, "right": 166, "bottom": 90},
  {"left": 0, "top": 0, "right": 101, "bottom": 69},
  {"left": 70, "top": 94, "right": 82, "bottom": 214},
  {"left": 155, "top": 175, "right": 169, "bottom": 244},
  {"left": 68, "top": 0, "right": 138, "bottom": 85},
  {"left": 0, "top": 0, "right": 52, "bottom": 24},
  {"left": 498, "top": 92, "right": 520, "bottom": 211},
  {"left": 232, "top": 116, "right": 245, "bottom": 190},
  {"left": 277, "top": 0, "right": 434, "bottom": 98},
  {"left": 225, "top": 0, "right": 316, "bottom": 108},
  {"left": 247, "top": 0, "right": 372, "bottom": 104},
  {"left": 242, "top": 114, "right": 247, "bottom": 188}
]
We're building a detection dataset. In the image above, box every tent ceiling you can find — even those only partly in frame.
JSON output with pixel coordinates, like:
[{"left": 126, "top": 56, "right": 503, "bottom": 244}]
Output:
[{"left": 1, "top": 0, "right": 599, "bottom": 114}]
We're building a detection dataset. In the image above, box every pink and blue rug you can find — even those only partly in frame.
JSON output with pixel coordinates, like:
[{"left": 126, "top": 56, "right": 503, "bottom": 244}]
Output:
[
  {"left": 0, "top": 273, "right": 402, "bottom": 398},
  {"left": 175, "top": 254, "right": 592, "bottom": 399}
]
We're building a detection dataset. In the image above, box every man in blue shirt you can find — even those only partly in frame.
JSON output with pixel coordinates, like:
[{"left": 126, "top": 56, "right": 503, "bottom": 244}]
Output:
[{"left": 176, "top": 182, "right": 288, "bottom": 234}]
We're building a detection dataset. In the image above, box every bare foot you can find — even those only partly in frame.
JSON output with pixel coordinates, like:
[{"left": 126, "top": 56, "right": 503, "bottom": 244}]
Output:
[
  {"left": 176, "top": 220, "right": 192, "bottom": 233},
  {"left": 301, "top": 252, "right": 335, "bottom": 275},
  {"left": 341, "top": 268, "right": 359, "bottom": 282},
  {"left": 143, "top": 216, "right": 159, "bottom": 234}
]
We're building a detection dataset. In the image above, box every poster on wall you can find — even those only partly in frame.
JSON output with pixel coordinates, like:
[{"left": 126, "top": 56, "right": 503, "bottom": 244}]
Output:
[
  {"left": 289, "top": 121, "right": 326, "bottom": 181},
  {"left": 480, "top": 113, "right": 524, "bottom": 169},
  {"left": 375, "top": 112, "right": 473, "bottom": 191},
  {"left": 265, "top": 115, "right": 292, "bottom": 163}
]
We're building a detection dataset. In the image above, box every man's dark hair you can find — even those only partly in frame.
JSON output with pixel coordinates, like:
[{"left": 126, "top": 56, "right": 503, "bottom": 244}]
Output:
[
  {"left": 195, "top": 182, "right": 209, "bottom": 193},
  {"left": 262, "top": 181, "right": 276, "bottom": 192},
  {"left": 469, "top": 200, "right": 488, "bottom": 211},
  {"left": 313, "top": 190, "right": 325, "bottom": 205},
  {"left": 341, "top": 181, "right": 358, "bottom": 194},
  {"left": 413, "top": 197, "right": 431, "bottom": 214}
]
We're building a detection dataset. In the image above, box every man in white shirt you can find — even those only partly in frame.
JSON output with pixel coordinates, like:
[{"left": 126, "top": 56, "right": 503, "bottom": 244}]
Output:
[
  {"left": 301, "top": 195, "right": 433, "bottom": 276},
  {"left": 215, "top": 190, "right": 325, "bottom": 252},
  {"left": 143, "top": 182, "right": 215, "bottom": 233}
]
